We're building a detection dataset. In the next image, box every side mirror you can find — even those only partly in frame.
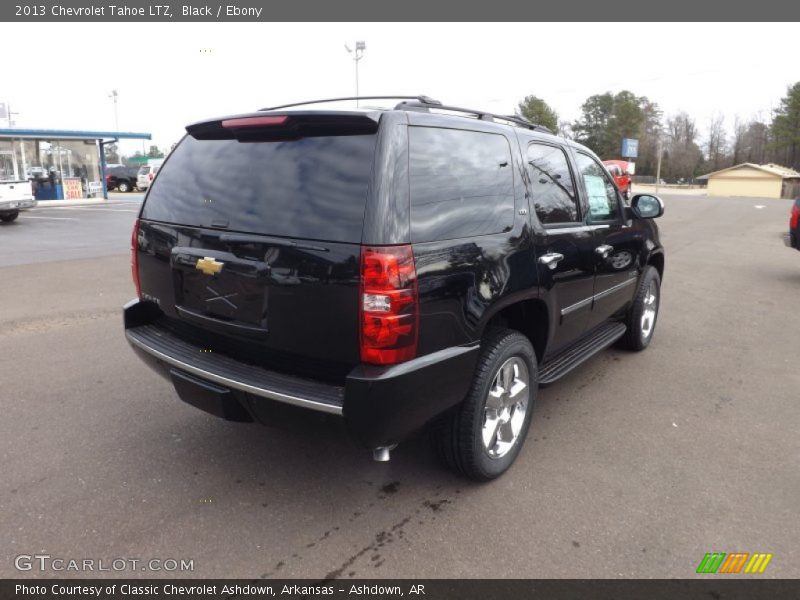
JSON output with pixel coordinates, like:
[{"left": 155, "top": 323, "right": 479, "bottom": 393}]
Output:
[{"left": 630, "top": 194, "right": 664, "bottom": 219}]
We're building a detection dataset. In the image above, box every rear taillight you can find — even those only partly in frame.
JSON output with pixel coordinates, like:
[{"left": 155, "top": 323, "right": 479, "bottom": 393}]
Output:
[
  {"left": 148, "top": 173, "right": 154, "bottom": 181},
  {"left": 131, "top": 219, "right": 141, "bottom": 298},
  {"left": 360, "top": 245, "right": 419, "bottom": 365},
  {"left": 791, "top": 203, "right": 800, "bottom": 229}
]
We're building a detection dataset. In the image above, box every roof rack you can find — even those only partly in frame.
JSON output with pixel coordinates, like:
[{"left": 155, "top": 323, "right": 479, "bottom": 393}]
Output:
[
  {"left": 259, "top": 95, "right": 442, "bottom": 111},
  {"left": 258, "top": 95, "right": 553, "bottom": 134},
  {"left": 393, "top": 99, "right": 553, "bottom": 134}
]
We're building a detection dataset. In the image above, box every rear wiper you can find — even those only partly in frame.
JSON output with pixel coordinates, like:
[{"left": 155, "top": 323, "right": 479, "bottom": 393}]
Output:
[{"left": 218, "top": 233, "right": 329, "bottom": 252}]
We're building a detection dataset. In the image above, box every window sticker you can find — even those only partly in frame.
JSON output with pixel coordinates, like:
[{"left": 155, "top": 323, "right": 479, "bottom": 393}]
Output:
[{"left": 584, "top": 175, "right": 609, "bottom": 215}]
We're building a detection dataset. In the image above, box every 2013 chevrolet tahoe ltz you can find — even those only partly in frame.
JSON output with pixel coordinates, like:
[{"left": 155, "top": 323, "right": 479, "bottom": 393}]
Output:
[{"left": 124, "top": 96, "right": 665, "bottom": 480}]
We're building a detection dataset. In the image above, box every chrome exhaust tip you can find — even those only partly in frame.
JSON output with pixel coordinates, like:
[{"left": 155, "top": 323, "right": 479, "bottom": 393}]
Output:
[{"left": 372, "top": 445, "right": 395, "bottom": 462}]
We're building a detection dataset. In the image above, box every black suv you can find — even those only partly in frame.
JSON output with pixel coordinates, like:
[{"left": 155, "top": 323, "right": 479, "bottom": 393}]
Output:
[
  {"left": 124, "top": 96, "right": 665, "bottom": 480},
  {"left": 106, "top": 166, "right": 139, "bottom": 193}
]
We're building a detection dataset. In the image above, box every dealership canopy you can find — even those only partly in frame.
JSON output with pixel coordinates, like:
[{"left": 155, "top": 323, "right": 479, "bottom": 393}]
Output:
[{"left": 0, "top": 127, "right": 151, "bottom": 200}]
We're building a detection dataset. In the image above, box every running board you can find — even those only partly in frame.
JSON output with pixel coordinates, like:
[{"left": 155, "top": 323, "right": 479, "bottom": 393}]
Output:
[{"left": 538, "top": 322, "right": 627, "bottom": 384}]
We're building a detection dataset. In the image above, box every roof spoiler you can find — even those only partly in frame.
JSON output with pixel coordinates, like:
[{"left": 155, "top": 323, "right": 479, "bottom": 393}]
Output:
[{"left": 186, "top": 111, "right": 380, "bottom": 141}]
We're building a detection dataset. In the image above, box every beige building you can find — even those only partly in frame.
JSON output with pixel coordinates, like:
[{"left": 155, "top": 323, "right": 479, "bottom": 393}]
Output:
[{"left": 702, "top": 163, "right": 800, "bottom": 198}]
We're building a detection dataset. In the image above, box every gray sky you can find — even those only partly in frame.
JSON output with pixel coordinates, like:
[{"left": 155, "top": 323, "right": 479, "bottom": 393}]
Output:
[{"left": 2, "top": 22, "right": 797, "bottom": 155}]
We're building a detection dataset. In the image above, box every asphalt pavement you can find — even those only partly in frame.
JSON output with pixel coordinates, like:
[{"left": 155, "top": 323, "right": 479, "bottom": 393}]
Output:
[
  {"left": 0, "top": 194, "right": 143, "bottom": 268},
  {"left": 1, "top": 193, "right": 798, "bottom": 579}
]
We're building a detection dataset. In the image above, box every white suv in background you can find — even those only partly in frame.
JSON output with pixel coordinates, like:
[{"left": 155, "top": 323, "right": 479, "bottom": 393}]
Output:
[{"left": 137, "top": 161, "right": 163, "bottom": 192}]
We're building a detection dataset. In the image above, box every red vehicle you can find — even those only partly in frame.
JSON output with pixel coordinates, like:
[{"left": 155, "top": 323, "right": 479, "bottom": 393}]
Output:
[
  {"left": 603, "top": 160, "right": 632, "bottom": 200},
  {"left": 785, "top": 198, "right": 800, "bottom": 251}
]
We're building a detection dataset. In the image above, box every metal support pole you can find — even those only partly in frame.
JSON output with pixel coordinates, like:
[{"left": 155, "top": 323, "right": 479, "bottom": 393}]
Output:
[
  {"left": 19, "top": 138, "right": 27, "bottom": 180},
  {"left": 355, "top": 59, "right": 359, "bottom": 107},
  {"left": 99, "top": 140, "right": 109, "bottom": 200},
  {"left": 345, "top": 42, "right": 365, "bottom": 107},
  {"left": 10, "top": 139, "right": 19, "bottom": 180}
]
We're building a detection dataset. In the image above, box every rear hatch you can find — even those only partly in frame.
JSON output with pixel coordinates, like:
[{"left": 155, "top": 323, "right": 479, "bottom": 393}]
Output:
[{"left": 136, "top": 111, "right": 381, "bottom": 383}]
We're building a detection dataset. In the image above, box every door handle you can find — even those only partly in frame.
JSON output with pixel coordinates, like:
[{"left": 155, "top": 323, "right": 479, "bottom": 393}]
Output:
[
  {"left": 595, "top": 244, "right": 614, "bottom": 258},
  {"left": 538, "top": 252, "right": 565, "bottom": 270}
]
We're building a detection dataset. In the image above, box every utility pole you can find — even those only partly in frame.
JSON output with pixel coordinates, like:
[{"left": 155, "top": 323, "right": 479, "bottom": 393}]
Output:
[
  {"left": 655, "top": 138, "right": 663, "bottom": 195},
  {"left": 344, "top": 41, "right": 366, "bottom": 106}
]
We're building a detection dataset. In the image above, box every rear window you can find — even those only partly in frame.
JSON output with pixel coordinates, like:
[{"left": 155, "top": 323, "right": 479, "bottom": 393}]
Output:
[
  {"left": 409, "top": 126, "right": 514, "bottom": 243},
  {"left": 141, "top": 134, "right": 376, "bottom": 243},
  {"left": 138, "top": 166, "right": 151, "bottom": 175}
]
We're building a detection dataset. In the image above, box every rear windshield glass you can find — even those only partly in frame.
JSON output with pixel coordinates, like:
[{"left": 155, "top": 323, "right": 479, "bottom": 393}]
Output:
[
  {"left": 141, "top": 134, "right": 377, "bottom": 243},
  {"left": 138, "top": 167, "right": 150, "bottom": 175}
]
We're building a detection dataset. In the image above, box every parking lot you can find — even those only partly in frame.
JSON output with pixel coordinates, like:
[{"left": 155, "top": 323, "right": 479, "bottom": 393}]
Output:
[{"left": 1, "top": 192, "right": 798, "bottom": 579}]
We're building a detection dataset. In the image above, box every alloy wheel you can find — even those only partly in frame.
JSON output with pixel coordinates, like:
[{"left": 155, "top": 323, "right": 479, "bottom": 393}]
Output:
[
  {"left": 482, "top": 357, "right": 530, "bottom": 459},
  {"left": 640, "top": 280, "right": 659, "bottom": 340}
]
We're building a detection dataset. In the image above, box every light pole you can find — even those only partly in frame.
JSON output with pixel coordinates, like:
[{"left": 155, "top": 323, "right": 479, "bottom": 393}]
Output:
[
  {"left": 109, "top": 89, "right": 119, "bottom": 131},
  {"left": 344, "top": 41, "right": 366, "bottom": 106},
  {"left": 654, "top": 130, "right": 673, "bottom": 195}
]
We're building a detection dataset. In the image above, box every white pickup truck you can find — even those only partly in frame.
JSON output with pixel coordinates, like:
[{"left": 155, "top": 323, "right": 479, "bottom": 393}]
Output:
[{"left": 0, "top": 179, "right": 36, "bottom": 222}]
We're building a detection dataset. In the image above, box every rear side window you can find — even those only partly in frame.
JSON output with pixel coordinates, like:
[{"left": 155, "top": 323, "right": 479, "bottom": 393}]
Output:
[
  {"left": 527, "top": 143, "right": 579, "bottom": 225},
  {"left": 141, "top": 134, "right": 377, "bottom": 243},
  {"left": 409, "top": 127, "right": 514, "bottom": 243}
]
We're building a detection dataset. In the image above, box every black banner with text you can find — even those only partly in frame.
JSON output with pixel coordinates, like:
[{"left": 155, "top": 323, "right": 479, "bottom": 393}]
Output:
[
  {"left": 4, "top": 579, "right": 800, "bottom": 600},
  {"left": 2, "top": 0, "right": 800, "bottom": 21}
]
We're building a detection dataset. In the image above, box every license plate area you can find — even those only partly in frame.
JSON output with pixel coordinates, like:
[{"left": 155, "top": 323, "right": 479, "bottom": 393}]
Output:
[
  {"left": 170, "top": 369, "right": 252, "bottom": 422},
  {"left": 171, "top": 249, "right": 269, "bottom": 335}
]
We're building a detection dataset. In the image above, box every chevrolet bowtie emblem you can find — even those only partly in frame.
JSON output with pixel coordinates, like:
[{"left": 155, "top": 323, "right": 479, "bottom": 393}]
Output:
[{"left": 195, "top": 256, "right": 224, "bottom": 276}]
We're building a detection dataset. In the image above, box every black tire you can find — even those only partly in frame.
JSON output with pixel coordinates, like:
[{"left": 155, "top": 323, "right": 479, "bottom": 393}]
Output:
[
  {"left": 620, "top": 265, "right": 661, "bottom": 351},
  {"left": 0, "top": 211, "right": 19, "bottom": 223},
  {"left": 432, "top": 328, "right": 537, "bottom": 481},
  {"left": 117, "top": 181, "right": 131, "bottom": 193}
]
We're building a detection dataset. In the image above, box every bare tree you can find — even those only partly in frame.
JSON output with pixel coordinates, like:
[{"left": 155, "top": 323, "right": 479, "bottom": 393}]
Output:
[
  {"left": 744, "top": 120, "right": 770, "bottom": 164},
  {"left": 731, "top": 117, "right": 770, "bottom": 164},
  {"left": 557, "top": 120, "right": 574, "bottom": 140},
  {"left": 663, "top": 112, "right": 703, "bottom": 180},
  {"left": 732, "top": 117, "right": 747, "bottom": 165},
  {"left": 705, "top": 114, "right": 728, "bottom": 172},
  {"left": 636, "top": 99, "right": 663, "bottom": 176}
]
